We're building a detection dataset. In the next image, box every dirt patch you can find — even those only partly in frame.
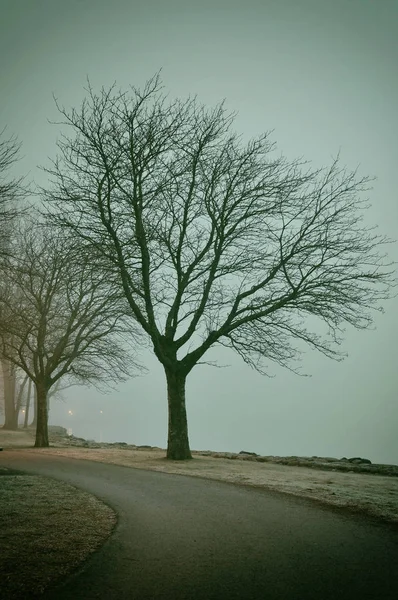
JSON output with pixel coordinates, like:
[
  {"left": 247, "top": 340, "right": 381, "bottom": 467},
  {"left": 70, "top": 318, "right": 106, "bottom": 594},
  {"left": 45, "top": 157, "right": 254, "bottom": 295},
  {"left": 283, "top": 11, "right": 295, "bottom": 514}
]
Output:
[{"left": 0, "top": 466, "right": 116, "bottom": 598}]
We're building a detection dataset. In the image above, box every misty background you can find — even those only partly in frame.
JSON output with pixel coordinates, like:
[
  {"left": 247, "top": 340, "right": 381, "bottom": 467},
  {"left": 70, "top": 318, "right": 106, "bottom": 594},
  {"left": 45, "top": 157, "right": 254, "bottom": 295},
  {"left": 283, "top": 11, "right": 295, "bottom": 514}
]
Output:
[{"left": 1, "top": 0, "right": 397, "bottom": 463}]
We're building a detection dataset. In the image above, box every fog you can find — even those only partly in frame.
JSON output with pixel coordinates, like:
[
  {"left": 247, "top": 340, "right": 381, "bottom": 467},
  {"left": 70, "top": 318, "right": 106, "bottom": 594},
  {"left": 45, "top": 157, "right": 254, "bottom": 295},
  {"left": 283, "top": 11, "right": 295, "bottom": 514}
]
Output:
[{"left": 2, "top": 0, "right": 397, "bottom": 464}]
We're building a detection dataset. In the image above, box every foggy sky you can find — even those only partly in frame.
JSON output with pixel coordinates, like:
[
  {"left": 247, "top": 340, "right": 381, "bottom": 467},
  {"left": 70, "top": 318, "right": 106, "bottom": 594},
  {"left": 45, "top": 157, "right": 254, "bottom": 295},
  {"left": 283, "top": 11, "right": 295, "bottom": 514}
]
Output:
[{"left": 1, "top": 0, "right": 397, "bottom": 463}]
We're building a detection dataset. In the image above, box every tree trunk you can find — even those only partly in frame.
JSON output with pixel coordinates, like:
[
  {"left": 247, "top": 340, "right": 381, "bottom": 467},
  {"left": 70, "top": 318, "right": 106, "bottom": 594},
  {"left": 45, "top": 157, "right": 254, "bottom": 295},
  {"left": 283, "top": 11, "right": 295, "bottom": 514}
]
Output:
[
  {"left": 1, "top": 359, "right": 18, "bottom": 430},
  {"left": 164, "top": 367, "right": 192, "bottom": 460},
  {"left": 23, "top": 378, "right": 32, "bottom": 428},
  {"left": 30, "top": 385, "right": 37, "bottom": 427},
  {"left": 15, "top": 375, "right": 28, "bottom": 424},
  {"left": 34, "top": 382, "right": 49, "bottom": 447}
]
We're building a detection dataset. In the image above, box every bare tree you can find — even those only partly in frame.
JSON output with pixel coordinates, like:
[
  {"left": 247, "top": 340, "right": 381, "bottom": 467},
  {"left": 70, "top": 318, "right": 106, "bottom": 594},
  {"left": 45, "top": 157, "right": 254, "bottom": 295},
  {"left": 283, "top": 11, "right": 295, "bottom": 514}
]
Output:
[
  {"left": 0, "top": 220, "right": 143, "bottom": 447},
  {"left": 22, "top": 375, "right": 68, "bottom": 430},
  {"left": 0, "top": 361, "right": 30, "bottom": 430},
  {"left": 0, "top": 128, "right": 28, "bottom": 429},
  {"left": 0, "top": 358, "right": 17, "bottom": 429},
  {"left": 42, "top": 75, "right": 395, "bottom": 459},
  {"left": 23, "top": 376, "right": 32, "bottom": 428}
]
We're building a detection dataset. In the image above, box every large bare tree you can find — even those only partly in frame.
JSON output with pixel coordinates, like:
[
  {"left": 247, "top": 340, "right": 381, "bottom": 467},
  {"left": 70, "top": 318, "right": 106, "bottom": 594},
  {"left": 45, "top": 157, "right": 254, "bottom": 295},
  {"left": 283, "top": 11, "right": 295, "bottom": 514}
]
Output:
[
  {"left": 0, "top": 221, "right": 142, "bottom": 447},
  {"left": 42, "top": 75, "right": 395, "bottom": 459}
]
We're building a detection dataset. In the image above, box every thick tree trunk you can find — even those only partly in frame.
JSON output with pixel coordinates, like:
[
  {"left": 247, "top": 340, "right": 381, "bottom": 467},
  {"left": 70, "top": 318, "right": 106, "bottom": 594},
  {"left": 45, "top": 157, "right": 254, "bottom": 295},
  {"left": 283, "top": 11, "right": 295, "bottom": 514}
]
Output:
[
  {"left": 23, "top": 378, "right": 32, "bottom": 428},
  {"left": 1, "top": 359, "right": 18, "bottom": 430},
  {"left": 165, "top": 368, "right": 192, "bottom": 460},
  {"left": 34, "top": 383, "right": 49, "bottom": 448}
]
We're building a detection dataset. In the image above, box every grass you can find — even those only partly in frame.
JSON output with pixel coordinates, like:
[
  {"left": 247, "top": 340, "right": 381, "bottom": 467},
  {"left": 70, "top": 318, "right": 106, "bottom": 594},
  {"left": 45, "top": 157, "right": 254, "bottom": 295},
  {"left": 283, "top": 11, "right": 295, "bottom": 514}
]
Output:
[{"left": 0, "top": 470, "right": 116, "bottom": 599}]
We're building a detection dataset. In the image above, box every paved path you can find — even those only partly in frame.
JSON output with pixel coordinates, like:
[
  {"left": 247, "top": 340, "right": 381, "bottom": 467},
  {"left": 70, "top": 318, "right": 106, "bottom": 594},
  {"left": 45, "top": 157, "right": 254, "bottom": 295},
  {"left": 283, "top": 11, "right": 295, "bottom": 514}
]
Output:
[{"left": 2, "top": 451, "right": 398, "bottom": 599}]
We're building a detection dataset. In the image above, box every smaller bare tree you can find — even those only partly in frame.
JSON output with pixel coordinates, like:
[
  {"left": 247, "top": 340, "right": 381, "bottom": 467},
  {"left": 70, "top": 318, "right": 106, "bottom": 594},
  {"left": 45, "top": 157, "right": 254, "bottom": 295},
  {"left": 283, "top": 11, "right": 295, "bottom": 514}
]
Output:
[
  {"left": 0, "top": 127, "right": 29, "bottom": 429},
  {"left": 22, "top": 376, "right": 33, "bottom": 428},
  {"left": 0, "top": 359, "right": 17, "bottom": 429},
  {"left": 0, "top": 220, "right": 143, "bottom": 447}
]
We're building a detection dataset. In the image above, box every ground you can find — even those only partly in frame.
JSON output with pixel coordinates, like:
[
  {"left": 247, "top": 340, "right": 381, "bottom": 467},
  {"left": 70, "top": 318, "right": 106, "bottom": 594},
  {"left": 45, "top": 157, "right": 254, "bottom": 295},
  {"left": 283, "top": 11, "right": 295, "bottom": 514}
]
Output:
[
  {"left": 1, "top": 427, "right": 397, "bottom": 597},
  {"left": 0, "top": 442, "right": 116, "bottom": 598}
]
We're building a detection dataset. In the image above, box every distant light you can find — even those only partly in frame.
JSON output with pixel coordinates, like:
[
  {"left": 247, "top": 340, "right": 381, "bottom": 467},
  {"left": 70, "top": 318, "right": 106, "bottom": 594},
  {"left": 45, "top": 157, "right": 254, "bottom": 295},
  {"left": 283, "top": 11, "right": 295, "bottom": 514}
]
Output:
[
  {"left": 100, "top": 410, "right": 103, "bottom": 414},
  {"left": 68, "top": 410, "right": 73, "bottom": 415}
]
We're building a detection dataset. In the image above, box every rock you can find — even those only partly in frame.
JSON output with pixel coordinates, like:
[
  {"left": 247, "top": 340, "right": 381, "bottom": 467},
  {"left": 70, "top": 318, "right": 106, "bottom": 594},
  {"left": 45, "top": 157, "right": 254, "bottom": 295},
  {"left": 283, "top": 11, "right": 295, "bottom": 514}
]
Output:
[
  {"left": 238, "top": 451, "right": 258, "bottom": 457},
  {"left": 48, "top": 425, "right": 68, "bottom": 436},
  {"left": 111, "top": 442, "right": 131, "bottom": 448},
  {"left": 347, "top": 457, "right": 372, "bottom": 465}
]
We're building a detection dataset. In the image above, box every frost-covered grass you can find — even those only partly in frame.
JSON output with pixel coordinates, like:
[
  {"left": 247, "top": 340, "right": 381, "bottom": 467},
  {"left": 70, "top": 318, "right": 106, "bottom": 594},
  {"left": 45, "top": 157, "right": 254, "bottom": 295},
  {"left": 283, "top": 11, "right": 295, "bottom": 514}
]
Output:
[{"left": 0, "top": 471, "right": 116, "bottom": 598}]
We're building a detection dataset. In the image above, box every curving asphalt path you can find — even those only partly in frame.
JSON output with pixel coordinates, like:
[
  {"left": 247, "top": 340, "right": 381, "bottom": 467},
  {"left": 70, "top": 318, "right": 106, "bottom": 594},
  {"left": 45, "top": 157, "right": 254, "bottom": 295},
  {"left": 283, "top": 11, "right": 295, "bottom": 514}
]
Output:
[{"left": 2, "top": 450, "right": 398, "bottom": 600}]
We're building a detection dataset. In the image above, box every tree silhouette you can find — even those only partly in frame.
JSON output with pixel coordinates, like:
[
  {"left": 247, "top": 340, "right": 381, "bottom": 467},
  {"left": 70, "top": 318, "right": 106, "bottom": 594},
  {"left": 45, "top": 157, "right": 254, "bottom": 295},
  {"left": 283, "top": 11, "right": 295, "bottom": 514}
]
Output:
[
  {"left": 0, "top": 221, "right": 142, "bottom": 447},
  {"left": 43, "top": 75, "right": 395, "bottom": 459}
]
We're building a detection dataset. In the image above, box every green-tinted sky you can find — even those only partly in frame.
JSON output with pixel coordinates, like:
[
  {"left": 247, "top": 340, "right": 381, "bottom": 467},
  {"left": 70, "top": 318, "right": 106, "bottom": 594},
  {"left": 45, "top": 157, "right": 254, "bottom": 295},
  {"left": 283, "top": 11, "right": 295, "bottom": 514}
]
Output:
[{"left": 1, "top": 0, "right": 397, "bottom": 462}]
